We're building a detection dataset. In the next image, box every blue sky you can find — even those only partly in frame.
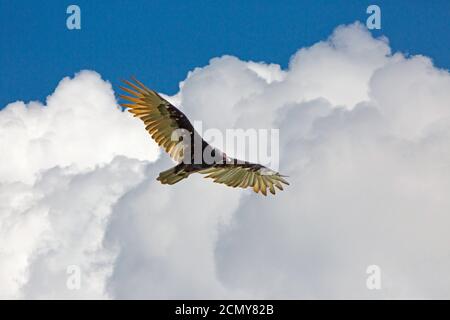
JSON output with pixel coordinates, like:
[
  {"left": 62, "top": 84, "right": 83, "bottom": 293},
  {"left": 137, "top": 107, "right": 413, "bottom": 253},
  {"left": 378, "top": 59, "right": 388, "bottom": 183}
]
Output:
[{"left": 1, "top": 0, "right": 449, "bottom": 108}]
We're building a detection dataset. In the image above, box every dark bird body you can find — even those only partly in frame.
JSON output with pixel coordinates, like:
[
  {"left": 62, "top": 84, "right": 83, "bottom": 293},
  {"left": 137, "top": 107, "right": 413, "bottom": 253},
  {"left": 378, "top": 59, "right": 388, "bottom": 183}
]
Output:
[{"left": 119, "top": 78, "right": 289, "bottom": 196}]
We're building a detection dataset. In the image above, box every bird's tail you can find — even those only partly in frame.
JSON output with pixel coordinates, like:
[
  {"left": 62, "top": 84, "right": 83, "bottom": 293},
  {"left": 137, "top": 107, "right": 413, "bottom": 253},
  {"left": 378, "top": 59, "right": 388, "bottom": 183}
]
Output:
[{"left": 157, "top": 164, "right": 192, "bottom": 185}]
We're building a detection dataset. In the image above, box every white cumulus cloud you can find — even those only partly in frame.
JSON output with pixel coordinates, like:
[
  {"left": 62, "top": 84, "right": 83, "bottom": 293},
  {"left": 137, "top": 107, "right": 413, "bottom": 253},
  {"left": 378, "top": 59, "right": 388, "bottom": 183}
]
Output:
[{"left": 1, "top": 22, "right": 450, "bottom": 299}]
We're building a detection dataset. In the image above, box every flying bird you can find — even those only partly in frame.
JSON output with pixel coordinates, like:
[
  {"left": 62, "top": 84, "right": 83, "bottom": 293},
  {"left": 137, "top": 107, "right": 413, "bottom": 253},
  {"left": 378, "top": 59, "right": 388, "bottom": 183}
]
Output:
[{"left": 119, "top": 78, "right": 289, "bottom": 196}]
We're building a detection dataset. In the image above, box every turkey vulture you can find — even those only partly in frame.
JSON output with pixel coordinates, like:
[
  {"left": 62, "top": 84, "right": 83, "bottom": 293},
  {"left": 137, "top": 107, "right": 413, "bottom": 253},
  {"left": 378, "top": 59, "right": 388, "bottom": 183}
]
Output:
[{"left": 119, "top": 78, "right": 289, "bottom": 195}]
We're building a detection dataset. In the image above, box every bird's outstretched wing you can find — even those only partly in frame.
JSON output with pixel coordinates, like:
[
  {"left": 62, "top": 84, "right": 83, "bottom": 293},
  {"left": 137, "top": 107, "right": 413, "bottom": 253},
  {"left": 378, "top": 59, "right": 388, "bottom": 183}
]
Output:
[
  {"left": 198, "top": 163, "right": 289, "bottom": 196},
  {"left": 119, "top": 78, "right": 195, "bottom": 161}
]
